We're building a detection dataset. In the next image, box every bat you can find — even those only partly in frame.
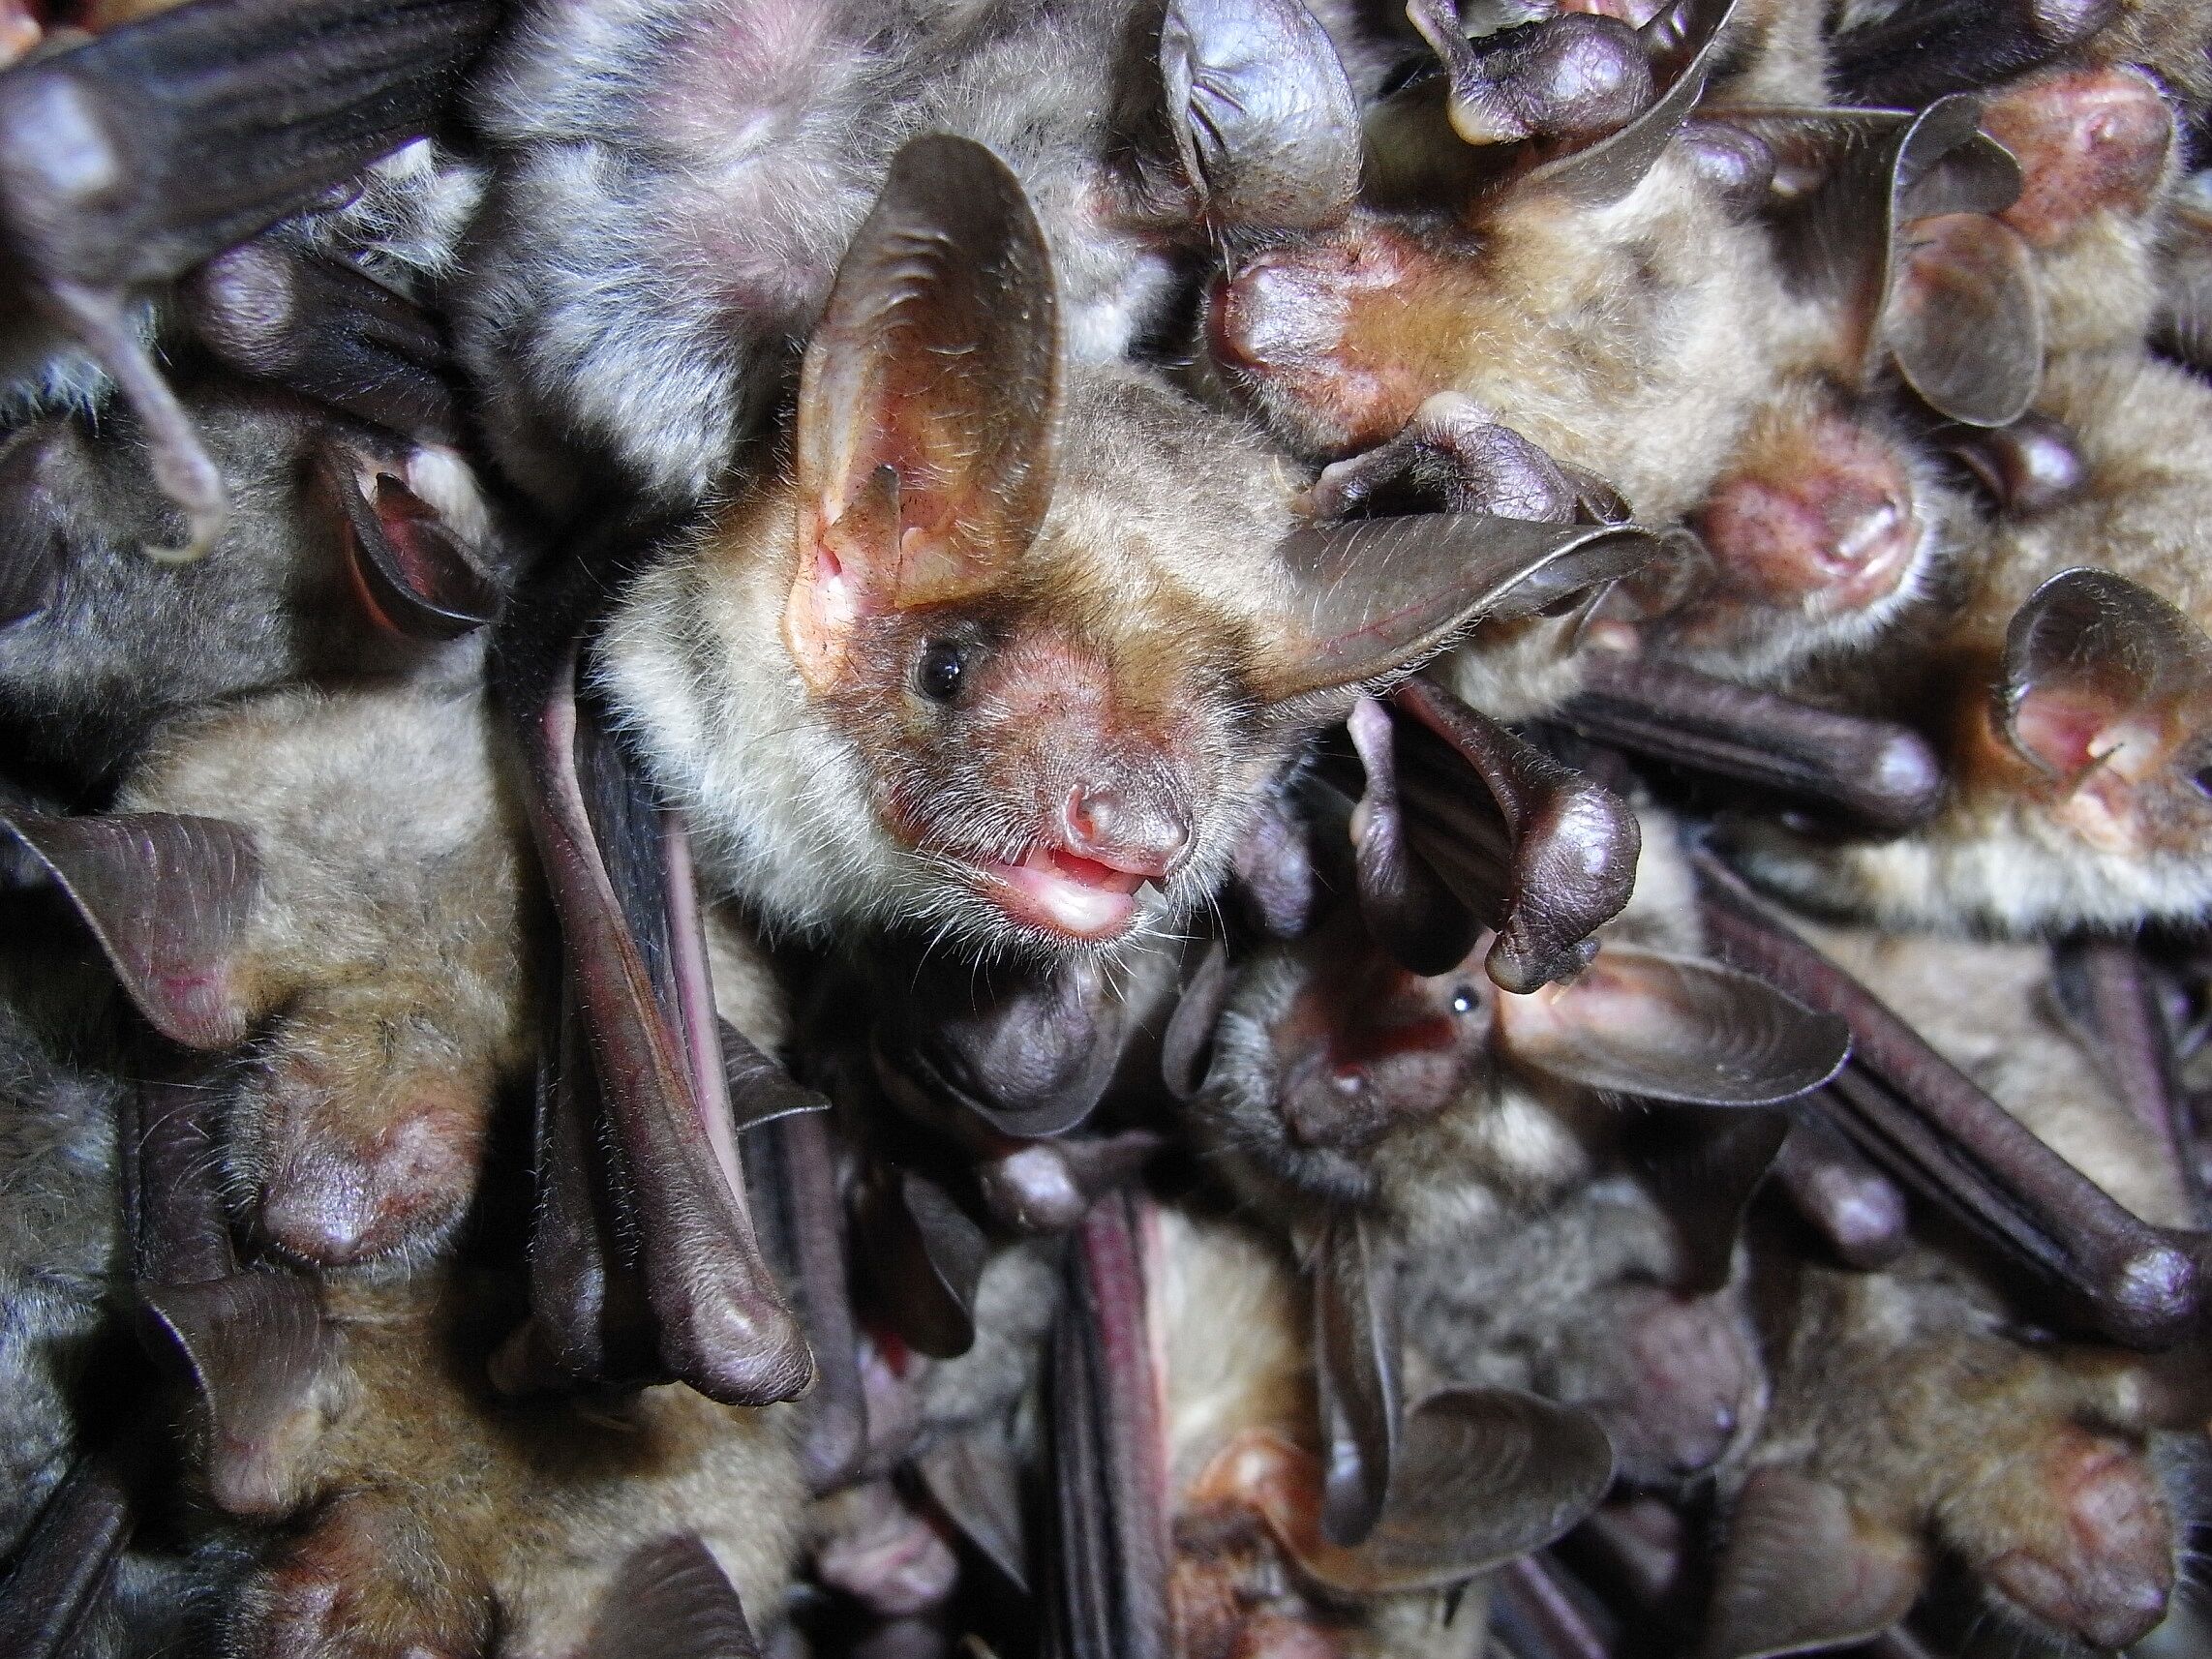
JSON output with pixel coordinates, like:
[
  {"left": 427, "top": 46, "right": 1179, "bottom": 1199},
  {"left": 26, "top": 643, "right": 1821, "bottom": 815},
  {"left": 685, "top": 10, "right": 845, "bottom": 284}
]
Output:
[
  {"left": 1712, "top": 1233, "right": 2202, "bottom": 1656},
  {"left": 1187, "top": 811, "right": 1842, "bottom": 1520},
  {"left": 1728, "top": 348, "right": 2212, "bottom": 935},
  {"left": 458, "top": 0, "right": 1363, "bottom": 514},
  {"left": 585, "top": 133, "right": 1646, "bottom": 958},
  {"left": 217, "top": 1265, "right": 804, "bottom": 1659},
  {"left": 1, "top": 675, "right": 537, "bottom": 1273},
  {"left": 0, "top": 0, "right": 500, "bottom": 555},
  {"left": 0, "top": 379, "right": 512, "bottom": 798}
]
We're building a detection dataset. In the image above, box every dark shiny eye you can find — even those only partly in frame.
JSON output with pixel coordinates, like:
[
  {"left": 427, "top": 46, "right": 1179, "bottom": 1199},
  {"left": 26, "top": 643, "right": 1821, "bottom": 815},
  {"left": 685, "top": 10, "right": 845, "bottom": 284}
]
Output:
[
  {"left": 2193, "top": 764, "right": 2212, "bottom": 799},
  {"left": 916, "top": 638, "right": 967, "bottom": 703},
  {"left": 1449, "top": 984, "right": 1479, "bottom": 1015}
]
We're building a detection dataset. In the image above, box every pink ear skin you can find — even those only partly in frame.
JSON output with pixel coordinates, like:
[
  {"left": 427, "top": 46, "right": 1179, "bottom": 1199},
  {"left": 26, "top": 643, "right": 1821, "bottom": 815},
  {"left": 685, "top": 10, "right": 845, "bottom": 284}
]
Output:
[
  {"left": 317, "top": 442, "right": 500, "bottom": 642},
  {"left": 785, "top": 136, "right": 1058, "bottom": 698},
  {"left": 1991, "top": 567, "right": 2212, "bottom": 855},
  {"left": 1979, "top": 67, "right": 2174, "bottom": 250}
]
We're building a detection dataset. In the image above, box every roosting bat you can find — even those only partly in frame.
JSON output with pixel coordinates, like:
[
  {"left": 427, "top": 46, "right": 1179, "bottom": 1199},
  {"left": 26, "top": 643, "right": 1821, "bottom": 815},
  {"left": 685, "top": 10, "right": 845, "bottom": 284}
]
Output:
[
  {"left": 0, "top": 378, "right": 514, "bottom": 798},
  {"left": 588, "top": 133, "right": 1646, "bottom": 956},
  {"left": 2, "top": 676, "right": 538, "bottom": 1270},
  {"left": 1190, "top": 810, "right": 1842, "bottom": 1523},
  {"left": 214, "top": 1265, "right": 805, "bottom": 1659},
  {"left": 459, "top": 0, "right": 1365, "bottom": 512},
  {"left": 0, "top": 0, "right": 500, "bottom": 554},
  {"left": 1735, "top": 348, "right": 2212, "bottom": 933}
]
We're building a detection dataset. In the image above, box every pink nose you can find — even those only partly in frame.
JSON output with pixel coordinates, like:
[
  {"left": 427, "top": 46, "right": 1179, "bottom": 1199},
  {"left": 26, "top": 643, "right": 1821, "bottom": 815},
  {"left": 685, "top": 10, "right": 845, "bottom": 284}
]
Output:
[{"left": 1060, "top": 783, "right": 1191, "bottom": 879}]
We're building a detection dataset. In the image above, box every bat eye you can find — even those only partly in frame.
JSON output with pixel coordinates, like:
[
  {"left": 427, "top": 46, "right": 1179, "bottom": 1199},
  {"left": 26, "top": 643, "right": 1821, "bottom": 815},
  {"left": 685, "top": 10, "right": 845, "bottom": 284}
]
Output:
[
  {"left": 2191, "top": 763, "right": 2212, "bottom": 799},
  {"left": 916, "top": 638, "right": 968, "bottom": 703},
  {"left": 1449, "top": 984, "right": 1480, "bottom": 1015}
]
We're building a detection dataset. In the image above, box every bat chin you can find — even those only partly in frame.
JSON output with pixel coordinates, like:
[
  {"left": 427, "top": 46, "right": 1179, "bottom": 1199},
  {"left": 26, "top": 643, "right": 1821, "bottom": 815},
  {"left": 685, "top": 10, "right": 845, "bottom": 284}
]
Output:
[{"left": 975, "top": 843, "right": 1150, "bottom": 942}]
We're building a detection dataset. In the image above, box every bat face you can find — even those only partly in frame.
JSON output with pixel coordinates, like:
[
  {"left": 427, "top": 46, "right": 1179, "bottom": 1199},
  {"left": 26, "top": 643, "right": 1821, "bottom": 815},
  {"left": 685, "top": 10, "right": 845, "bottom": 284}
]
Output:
[
  {"left": 601, "top": 136, "right": 1572, "bottom": 955},
  {"left": 1198, "top": 902, "right": 1504, "bottom": 1209},
  {"left": 1196, "top": 817, "right": 1840, "bottom": 1233},
  {"left": 1657, "top": 377, "right": 1952, "bottom": 680},
  {"left": 605, "top": 364, "right": 1308, "bottom": 953},
  {"left": 0, "top": 379, "right": 504, "bottom": 792}
]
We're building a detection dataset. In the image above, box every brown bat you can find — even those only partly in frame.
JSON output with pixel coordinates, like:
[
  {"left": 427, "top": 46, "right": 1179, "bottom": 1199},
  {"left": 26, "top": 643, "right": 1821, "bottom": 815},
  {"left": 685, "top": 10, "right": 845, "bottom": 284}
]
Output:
[
  {"left": 458, "top": 0, "right": 1364, "bottom": 513},
  {"left": 587, "top": 133, "right": 1643, "bottom": 956},
  {"left": 3, "top": 676, "right": 537, "bottom": 1271},
  {"left": 1190, "top": 810, "right": 1843, "bottom": 1528},
  {"left": 0, "top": 377, "right": 513, "bottom": 798},
  {"left": 214, "top": 1264, "right": 805, "bottom": 1659},
  {"left": 1048, "top": 1193, "right": 1610, "bottom": 1659},
  {"left": 0, "top": 0, "right": 499, "bottom": 555},
  {"left": 1733, "top": 347, "right": 2212, "bottom": 934}
]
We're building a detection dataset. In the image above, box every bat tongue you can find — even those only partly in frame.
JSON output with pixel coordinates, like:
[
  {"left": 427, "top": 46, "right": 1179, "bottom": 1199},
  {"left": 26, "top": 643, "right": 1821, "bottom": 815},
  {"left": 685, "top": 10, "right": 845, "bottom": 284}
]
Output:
[{"left": 988, "top": 845, "right": 1145, "bottom": 940}]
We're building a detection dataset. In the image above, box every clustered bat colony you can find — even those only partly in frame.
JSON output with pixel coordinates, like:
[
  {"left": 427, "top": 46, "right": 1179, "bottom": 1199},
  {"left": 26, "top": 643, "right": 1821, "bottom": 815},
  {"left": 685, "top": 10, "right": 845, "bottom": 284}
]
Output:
[{"left": 6, "top": 0, "right": 2212, "bottom": 1656}]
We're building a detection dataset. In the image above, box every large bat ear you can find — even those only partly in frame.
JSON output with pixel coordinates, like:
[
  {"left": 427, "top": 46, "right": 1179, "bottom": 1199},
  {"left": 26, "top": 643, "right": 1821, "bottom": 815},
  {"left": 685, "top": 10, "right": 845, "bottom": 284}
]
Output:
[
  {"left": 1701, "top": 1469, "right": 1926, "bottom": 1659},
  {"left": 313, "top": 438, "right": 503, "bottom": 640},
  {"left": 582, "top": 1535, "right": 762, "bottom": 1659},
  {"left": 1155, "top": 0, "right": 1360, "bottom": 229},
  {"left": 1999, "top": 568, "right": 2212, "bottom": 830},
  {"left": 1496, "top": 947, "right": 1849, "bottom": 1106},
  {"left": 1218, "top": 1387, "right": 1614, "bottom": 1594},
  {"left": 1249, "top": 515, "right": 1656, "bottom": 701},
  {"left": 0, "top": 808, "right": 261, "bottom": 1048},
  {"left": 788, "top": 134, "right": 1060, "bottom": 694},
  {"left": 1313, "top": 1210, "right": 1403, "bottom": 1549},
  {"left": 1741, "top": 99, "right": 2038, "bottom": 426}
]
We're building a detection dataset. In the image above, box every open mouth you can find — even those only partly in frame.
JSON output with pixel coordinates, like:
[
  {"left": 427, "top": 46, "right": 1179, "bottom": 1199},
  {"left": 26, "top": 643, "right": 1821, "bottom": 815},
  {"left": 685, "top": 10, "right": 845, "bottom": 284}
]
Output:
[{"left": 976, "top": 843, "right": 1154, "bottom": 941}]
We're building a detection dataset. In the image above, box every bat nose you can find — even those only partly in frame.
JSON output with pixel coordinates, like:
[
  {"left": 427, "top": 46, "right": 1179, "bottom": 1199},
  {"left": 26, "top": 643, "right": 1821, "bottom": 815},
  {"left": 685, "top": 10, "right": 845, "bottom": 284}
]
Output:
[{"left": 1060, "top": 783, "right": 1191, "bottom": 880}]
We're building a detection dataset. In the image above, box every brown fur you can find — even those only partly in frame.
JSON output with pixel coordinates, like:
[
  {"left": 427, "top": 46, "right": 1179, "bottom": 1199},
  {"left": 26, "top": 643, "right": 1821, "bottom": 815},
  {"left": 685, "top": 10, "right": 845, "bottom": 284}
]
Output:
[
  {"left": 1733, "top": 919, "right": 2197, "bottom": 1651},
  {"left": 1212, "top": 147, "right": 1809, "bottom": 523},
  {"left": 223, "top": 1268, "right": 804, "bottom": 1657},
  {"left": 1741, "top": 348, "right": 2212, "bottom": 933},
  {"left": 119, "top": 680, "right": 538, "bottom": 1267}
]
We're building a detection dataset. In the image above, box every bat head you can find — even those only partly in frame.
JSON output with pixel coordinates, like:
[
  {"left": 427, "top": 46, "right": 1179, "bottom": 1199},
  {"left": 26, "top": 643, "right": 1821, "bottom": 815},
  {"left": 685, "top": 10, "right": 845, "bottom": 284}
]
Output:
[
  {"left": 0, "top": 382, "right": 507, "bottom": 789},
  {"left": 1197, "top": 852, "right": 1843, "bottom": 1218},
  {"left": 1665, "top": 379, "right": 1946, "bottom": 677},
  {"left": 1980, "top": 66, "right": 2175, "bottom": 252},
  {"left": 622, "top": 136, "right": 1602, "bottom": 954}
]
